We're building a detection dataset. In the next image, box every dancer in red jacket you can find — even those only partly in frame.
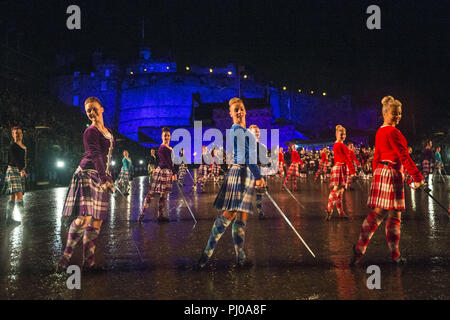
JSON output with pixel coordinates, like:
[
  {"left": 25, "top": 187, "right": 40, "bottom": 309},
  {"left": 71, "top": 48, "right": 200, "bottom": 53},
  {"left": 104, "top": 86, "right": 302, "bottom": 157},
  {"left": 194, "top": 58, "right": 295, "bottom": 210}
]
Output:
[
  {"left": 351, "top": 96, "right": 424, "bottom": 265},
  {"left": 315, "top": 147, "right": 329, "bottom": 181},
  {"left": 325, "top": 125, "right": 355, "bottom": 220},
  {"left": 346, "top": 142, "right": 361, "bottom": 189},
  {"left": 283, "top": 144, "right": 304, "bottom": 191}
]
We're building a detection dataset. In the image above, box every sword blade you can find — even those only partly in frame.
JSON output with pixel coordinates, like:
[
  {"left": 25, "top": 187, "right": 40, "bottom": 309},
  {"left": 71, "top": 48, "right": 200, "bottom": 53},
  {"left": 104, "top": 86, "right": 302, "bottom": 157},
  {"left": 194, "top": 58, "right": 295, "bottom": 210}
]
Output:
[
  {"left": 264, "top": 190, "right": 316, "bottom": 258},
  {"left": 176, "top": 181, "right": 197, "bottom": 225}
]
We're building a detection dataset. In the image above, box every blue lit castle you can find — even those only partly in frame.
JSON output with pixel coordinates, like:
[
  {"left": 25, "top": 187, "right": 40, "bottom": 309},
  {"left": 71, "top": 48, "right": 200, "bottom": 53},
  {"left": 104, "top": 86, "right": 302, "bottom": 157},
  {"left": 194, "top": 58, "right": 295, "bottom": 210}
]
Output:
[{"left": 51, "top": 46, "right": 378, "bottom": 152}]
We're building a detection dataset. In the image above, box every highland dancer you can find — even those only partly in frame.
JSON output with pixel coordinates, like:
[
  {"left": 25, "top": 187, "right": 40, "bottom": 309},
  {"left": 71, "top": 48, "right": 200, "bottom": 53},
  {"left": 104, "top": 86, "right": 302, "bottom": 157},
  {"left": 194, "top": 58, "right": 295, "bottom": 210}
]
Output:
[
  {"left": 433, "top": 146, "right": 445, "bottom": 183},
  {"left": 139, "top": 127, "right": 177, "bottom": 223},
  {"left": 283, "top": 144, "right": 304, "bottom": 191},
  {"left": 325, "top": 125, "right": 356, "bottom": 220},
  {"left": 147, "top": 148, "right": 158, "bottom": 184},
  {"left": 315, "top": 147, "right": 329, "bottom": 181},
  {"left": 116, "top": 150, "right": 132, "bottom": 195},
  {"left": 422, "top": 140, "right": 434, "bottom": 183},
  {"left": 351, "top": 96, "right": 424, "bottom": 265},
  {"left": 194, "top": 97, "right": 266, "bottom": 269},
  {"left": 58, "top": 97, "right": 114, "bottom": 272},
  {"left": 177, "top": 148, "right": 188, "bottom": 185},
  {"left": 197, "top": 146, "right": 210, "bottom": 193},
  {"left": 249, "top": 124, "right": 269, "bottom": 220},
  {"left": 4, "top": 126, "right": 27, "bottom": 227},
  {"left": 208, "top": 148, "right": 221, "bottom": 183},
  {"left": 278, "top": 147, "right": 286, "bottom": 177},
  {"left": 345, "top": 142, "right": 361, "bottom": 189}
]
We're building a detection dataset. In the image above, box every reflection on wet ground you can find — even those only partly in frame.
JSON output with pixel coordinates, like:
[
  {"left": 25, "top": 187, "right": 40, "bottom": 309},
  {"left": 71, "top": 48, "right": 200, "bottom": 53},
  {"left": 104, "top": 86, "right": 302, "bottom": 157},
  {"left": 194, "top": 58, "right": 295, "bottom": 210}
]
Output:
[{"left": 1, "top": 174, "right": 449, "bottom": 299}]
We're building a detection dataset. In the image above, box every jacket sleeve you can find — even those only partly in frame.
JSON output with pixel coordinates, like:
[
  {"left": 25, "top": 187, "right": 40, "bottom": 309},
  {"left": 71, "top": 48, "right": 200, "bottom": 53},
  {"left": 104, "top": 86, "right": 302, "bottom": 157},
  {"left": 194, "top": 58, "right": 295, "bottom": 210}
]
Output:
[
  {"left": 390, "top": 130, "right": 423, "bottom": 182},
  {"left": 343, "top": 145, "right": 356, "bottom": 175}
]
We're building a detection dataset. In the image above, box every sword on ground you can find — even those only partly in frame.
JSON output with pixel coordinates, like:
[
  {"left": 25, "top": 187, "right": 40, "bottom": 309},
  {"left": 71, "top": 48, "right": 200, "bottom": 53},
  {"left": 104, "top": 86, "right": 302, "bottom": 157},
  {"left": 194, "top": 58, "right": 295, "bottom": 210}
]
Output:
[
  {"left": 262, "top": 187, "right": 316, "bottom": 258},
  {"left": 175, "top": 181, "right": 197, "bottom": 226}
]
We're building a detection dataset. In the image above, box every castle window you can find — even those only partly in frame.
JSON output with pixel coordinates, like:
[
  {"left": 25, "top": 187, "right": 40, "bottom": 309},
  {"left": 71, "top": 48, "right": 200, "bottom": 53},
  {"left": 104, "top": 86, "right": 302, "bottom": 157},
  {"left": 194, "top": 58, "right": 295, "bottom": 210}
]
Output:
[
  {"left": 105, "top": 69, "right": 110, "bottom": 77},
  {"left": 73, "top": 79, "right": 79, "bottom": 90},
  {"left": 73, "top": 96, "right": 79, "bottom": 106},
  {"left": 101, "top": 81, "right": 107, "bottom": 91},
  {"left": 91, "top": 72, "right": 95, "bottom": 77},
  {"left": 74, "top": 71, "right": 80, "bottom": 77}
]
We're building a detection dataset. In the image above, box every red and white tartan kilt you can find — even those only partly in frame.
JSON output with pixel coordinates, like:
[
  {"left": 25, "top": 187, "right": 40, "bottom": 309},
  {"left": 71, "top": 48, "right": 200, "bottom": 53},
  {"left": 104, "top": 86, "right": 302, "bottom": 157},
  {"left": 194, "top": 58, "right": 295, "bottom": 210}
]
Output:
[
  {"left": 278, "top": 162, "right": 285, "bottom": 175},
  {"left": 367, "top": 164, "right": 405, "bottom": 210},
  {"left": 329, "top": 163, "right": 347, "bottom": 187},
  {"left": 286, "top": 163, "right": 300, "bottom": 178},
  {"left": 318, "top": 161, "right": 327, "bottom": 173},
  {"left": 149, "top": 167, "right": 173, "bottom": 194}
]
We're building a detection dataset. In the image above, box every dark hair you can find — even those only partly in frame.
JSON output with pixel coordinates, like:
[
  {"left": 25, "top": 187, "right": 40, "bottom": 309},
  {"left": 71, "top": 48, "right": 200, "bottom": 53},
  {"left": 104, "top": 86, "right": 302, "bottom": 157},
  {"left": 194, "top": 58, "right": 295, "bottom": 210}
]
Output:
[
  {"left": 162, "top": 127, "right": 170, "bottom": 133},
  {"left": 84, "top": 97, "right": 103, "bottom": 108},
  {"left": 11, "top": 125, "right": 21, "bottom": 133}
]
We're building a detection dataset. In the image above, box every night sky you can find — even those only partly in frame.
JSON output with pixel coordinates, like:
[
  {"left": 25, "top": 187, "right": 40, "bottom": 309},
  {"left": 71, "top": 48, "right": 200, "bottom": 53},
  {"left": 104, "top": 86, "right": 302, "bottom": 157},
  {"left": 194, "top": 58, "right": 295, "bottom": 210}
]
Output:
[{"left": 1, "top": 0, "right": 449, "bottom": 131}]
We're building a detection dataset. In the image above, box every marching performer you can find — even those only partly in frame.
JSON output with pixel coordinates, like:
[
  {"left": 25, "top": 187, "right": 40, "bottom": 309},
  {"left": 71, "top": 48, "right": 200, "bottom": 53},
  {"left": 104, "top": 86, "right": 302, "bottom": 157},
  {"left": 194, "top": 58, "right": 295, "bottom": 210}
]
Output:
[
  {"left": 4, "top": 126, "right": 27, "bottom": 226},
  {"left": 58, "top": 97, "right": 114, "bottom": 272},
  {"left": 325, "top": 125, "right": 356, "bottom": 220},
  {"left": 283, "top": 144, "right": 304, "bottom": 191},
  {"left": 315, "top": 147, "right": 329, "bottom": 181},
  {"left": 351, "top": 96, "right": 424, "bottom": 265},
  {"left": 139, "top": 127, "right": 177, "bottom": 223},
  {"left": 116, "top": 150, "right": 132, "bottom": 195},
  {"left": 194, "top": 97, "right": 266, "bottom": 269}
]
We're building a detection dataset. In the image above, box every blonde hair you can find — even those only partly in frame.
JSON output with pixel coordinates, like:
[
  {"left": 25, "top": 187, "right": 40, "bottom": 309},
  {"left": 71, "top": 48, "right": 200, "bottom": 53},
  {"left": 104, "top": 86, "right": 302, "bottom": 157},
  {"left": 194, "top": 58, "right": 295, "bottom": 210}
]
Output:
[
  {"left": 84, "top": 96, "right": 103, "bottom": 108},
  {"left": 249, "top": 124, "right": 259, "bottom": 130},
  {"left": 335, "top": 124, "right": 346, "bottom": 133},
  {"left": 381, "top": 95, "right": 402, "bottom": 113},
  {"left": 229, "top": 97, "right": 244, "bottom": 108}
]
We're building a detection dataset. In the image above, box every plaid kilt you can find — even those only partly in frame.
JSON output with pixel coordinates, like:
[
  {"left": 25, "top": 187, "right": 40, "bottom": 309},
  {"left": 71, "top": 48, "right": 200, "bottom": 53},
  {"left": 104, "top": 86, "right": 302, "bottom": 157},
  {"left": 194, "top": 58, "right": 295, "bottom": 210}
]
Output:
[
  {"left": 422, "top": 160, "right": 431, "bottom": 176},
  {"left": 5, "top": 166, "right": 25, "bottom": 194},
  {"left": 178, "top": 163, "right": 187, "bottom": 178},
  {"left": 198, "top": 164, "right": 209, "bottom": 179},
  {"left": 318, "top": 161, "right": 327, "bottom": 173},
  {"left": 286, "top": 163, "right": 300, "bottom": 178},
  {"left": 213, "top": 165, "right": 255, "bottom": 214},
  {"left": 367, "top": 164, "right": 405, "bottom": 210},
  {"left": 149, "top": 167, "right": 173, "bottom": 194},
  {"left": 211, "top": 163, "right": 220, "bottom": 176},
  {"left": 117, "top": 168, "right": 130, "bottom": 183},
  {"left": 62, "top": 167, "right": 110, "bottom": 221},
  {"left": 329, "top": 163, "right": 347, "bottom": 187}
]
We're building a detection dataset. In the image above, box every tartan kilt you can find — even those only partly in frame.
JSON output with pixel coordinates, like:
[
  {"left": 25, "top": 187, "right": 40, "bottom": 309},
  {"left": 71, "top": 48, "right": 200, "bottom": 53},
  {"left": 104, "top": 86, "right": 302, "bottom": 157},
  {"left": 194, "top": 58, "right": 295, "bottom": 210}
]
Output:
[
  {"left": 213, "top": 165, "right": 255, "bottom": 214},
  {"left": 278, "top": 162, "right": 285, "bottom": 175},
  {"left": 178, "top": 163, "right": 187, "bottom": 177},
  {"left": 62, "top": 167, "right": 110, "bottom": 221},
  {"left": 149, "top": 167, "right": 173, "bottom": 194},
  {"left": 329, "top": 163, "right": 347, "bottom": 187},
  {"left": 198, "top": 164, "right": 209, "bottom": 178},
  {"left": 367, "top": 164, "right": 405, "bottom": 210},
  {"left": 211, "top": 163, "right": 220, "bottom": 176},
  {"left": 286, "top": 163, "right": 300, "bottom": 178},
  {"left": 5, "top": 166, "right": 25, "bottom": 195},
  {"left": 422, "top": 160, "right": 431, "bottom": 175},
  {"left": 117, "top": 168, "right": 130, "bottom": 183},
  {"left": 318, "top": 161, "right": 327, "bottom": 173}
]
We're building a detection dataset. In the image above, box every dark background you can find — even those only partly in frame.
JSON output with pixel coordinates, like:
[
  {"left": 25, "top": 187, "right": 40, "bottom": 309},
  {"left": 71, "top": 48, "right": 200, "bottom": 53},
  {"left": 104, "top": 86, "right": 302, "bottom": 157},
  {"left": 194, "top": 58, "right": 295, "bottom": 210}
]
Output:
[{"left": 1, "top": 0, "right": 449, "bottom": 134}]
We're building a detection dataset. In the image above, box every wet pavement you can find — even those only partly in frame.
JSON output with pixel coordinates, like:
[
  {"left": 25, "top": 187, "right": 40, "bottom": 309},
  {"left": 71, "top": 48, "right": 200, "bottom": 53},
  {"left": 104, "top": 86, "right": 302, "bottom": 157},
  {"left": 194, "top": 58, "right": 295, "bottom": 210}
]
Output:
[{"left": 1, "top": 173, "right": 449, "bottom": 300}]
